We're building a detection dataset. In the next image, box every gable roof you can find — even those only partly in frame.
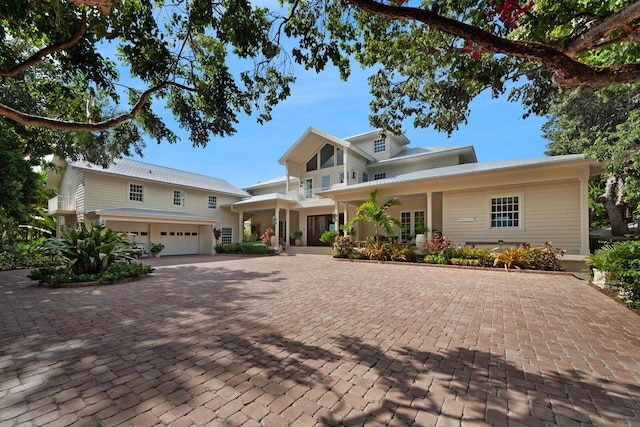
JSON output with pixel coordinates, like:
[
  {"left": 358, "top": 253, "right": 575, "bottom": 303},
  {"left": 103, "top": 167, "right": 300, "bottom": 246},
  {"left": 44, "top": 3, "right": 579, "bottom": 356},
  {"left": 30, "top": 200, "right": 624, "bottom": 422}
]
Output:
[
  {"left": 64, "top": 157, "right": 248, "bottom": 197},
  {"left": 278, "top": 127, "right": 375, "bottom": 164}
]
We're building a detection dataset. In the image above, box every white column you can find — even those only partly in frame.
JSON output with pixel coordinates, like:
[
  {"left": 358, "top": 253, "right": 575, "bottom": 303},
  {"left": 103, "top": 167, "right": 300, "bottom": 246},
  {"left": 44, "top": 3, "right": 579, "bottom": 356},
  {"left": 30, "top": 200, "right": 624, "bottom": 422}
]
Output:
[
  {"left": 334, "top": 201, "right": 340, "bottom": 232},
  {"left": 426, "top": 192, "right": 433, "bottom": 238},
  {"left": 579, "top": 173, "right": 590, "bottom": 255},
  {"left": 274, "top": 206, "right": 280, "bottom": 247},
  {"left": 343, "top": 203, "right": 348, "bottom": 235},
  {"left": 286, "top": 208, "right": 291, "bottom": 246},
  {"left": 237, "top": 210, "right": 244, "bottom": 243}
]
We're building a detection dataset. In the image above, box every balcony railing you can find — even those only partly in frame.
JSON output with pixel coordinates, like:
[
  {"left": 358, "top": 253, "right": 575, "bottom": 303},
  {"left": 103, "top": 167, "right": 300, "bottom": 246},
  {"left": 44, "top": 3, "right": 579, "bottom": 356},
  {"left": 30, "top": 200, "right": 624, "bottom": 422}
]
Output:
[{"left": 48, "top": 196, "right": 76, "bottom": 215}]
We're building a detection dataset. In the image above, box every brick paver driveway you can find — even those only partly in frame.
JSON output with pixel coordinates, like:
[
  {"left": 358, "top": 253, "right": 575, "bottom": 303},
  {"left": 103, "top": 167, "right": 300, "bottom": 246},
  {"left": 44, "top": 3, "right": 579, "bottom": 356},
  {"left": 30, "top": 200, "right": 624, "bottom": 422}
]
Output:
[{"left": 1, "top": 255, "right": 639, "bottom": 426}]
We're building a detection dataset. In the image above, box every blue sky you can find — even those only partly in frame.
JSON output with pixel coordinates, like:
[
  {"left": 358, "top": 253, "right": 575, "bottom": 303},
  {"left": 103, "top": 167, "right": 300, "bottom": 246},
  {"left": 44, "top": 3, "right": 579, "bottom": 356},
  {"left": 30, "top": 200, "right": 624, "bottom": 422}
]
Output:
[{"left": 126, "top": 38, "right": 550, "bottom": 189}]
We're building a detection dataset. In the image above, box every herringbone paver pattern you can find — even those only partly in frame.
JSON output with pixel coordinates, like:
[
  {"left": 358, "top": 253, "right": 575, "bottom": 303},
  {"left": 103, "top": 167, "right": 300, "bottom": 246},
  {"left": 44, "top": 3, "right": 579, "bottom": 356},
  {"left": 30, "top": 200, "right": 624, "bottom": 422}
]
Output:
[{"left": 1, "top": 255, "right": 639, "bottom": 426}]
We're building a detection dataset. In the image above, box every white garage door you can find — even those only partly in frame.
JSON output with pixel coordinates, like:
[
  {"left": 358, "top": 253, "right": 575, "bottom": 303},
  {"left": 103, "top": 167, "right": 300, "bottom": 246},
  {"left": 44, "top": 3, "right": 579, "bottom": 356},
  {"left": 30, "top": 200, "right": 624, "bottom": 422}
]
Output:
[
  {"left": 160, "top": 225, "right": 199, "bottom": 255},
  {"left": 108, "top": 221, "right": 150, "bottom": 254}
]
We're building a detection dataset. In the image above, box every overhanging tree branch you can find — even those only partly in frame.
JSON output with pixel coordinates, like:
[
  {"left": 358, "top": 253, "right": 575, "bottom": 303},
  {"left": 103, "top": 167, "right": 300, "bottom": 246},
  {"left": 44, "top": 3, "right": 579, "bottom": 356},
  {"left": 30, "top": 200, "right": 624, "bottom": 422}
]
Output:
[
  {"left": 0, "top": 13, "right": 88, "bottom": 79},
  {"left": 0, "top": 81, "right": 195, "bottom": 131},
  {"left": 344, "top": 0, "right": 640, "bottom": 88}
]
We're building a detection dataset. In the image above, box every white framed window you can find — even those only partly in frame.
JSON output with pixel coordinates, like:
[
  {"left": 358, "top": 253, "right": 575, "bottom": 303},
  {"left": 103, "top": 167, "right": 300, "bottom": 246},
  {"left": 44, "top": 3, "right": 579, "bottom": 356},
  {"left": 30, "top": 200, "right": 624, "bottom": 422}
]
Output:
[
  {"left": 374, "top": 172, "right": 386, "bottom": 180},
  {"left": 362, "top": 172, "right": 368, "bottom": 183},
  {"left": 208, "top": 195, "right": 217, "bottom": 209},
  {"left": 221, "top": 227, "right": 233, "bottom": 244},
  {"left": 373, "top": 138, "right": 386, "bottom": 153},
  {"left": 129, "top": 184, "right": 143, "bottom": 202},
  {"left": 400, "top": 212, "right": 411, "bottom": 241},
  {"left": 173, "top": 190, "right": 185, "bottom": 206},
  {"left": 322, "top": 175, "right": 331, "bottom": 190},
  {"left": 414, "top": 211, "right": 425, "bottom": 233},
  {"left": 305, "top": 178, "right": 313, "bottom": 198},
  {"left": 491, "top": 196, "right": 520, "bottom": 228}
]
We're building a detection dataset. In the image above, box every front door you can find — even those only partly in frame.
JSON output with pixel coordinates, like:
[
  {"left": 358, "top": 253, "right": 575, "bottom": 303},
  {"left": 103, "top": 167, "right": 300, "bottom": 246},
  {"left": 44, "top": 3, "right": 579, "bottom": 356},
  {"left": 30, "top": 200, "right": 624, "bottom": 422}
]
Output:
[{"left": 307, "top": 214, "right": 332, "bottom": 246}]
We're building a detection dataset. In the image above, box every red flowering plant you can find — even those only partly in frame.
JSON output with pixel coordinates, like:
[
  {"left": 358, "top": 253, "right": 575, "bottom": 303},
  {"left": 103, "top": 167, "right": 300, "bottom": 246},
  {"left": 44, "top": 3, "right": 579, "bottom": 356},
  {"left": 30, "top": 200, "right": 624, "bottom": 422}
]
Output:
[{"left": 261, "top": 226, "right": 274, "bottom": 245}]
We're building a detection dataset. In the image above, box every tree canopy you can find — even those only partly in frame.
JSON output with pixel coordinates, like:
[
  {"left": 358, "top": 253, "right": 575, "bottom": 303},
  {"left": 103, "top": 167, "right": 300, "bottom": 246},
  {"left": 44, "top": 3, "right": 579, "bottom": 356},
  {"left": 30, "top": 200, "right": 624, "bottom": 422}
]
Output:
[
  {"left": 2, "top": 0, "right": 640, "bottom": 162},
  {"left": 283, "top": 0, "right": 640, "bottom": 134}
]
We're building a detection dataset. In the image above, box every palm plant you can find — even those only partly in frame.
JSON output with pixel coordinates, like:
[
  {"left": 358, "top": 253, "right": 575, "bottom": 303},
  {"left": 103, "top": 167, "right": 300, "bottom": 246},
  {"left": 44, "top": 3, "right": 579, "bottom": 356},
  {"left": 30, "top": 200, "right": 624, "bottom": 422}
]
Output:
[{"left": 346, "top": 190, "right": 402, "bottom": 242}]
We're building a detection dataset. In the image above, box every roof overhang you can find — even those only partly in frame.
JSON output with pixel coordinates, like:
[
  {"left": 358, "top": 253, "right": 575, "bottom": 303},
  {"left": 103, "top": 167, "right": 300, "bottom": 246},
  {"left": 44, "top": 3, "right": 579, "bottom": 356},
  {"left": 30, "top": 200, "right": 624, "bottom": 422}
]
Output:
[
  {"left": 88, "top": 208, "right": 217, "bottom": 225},
  {"left": 318, "top": 155, "right": 599, "bottom": 202},
  {"left": 228, "top": 193, "right": 298, "bottom": 211}
]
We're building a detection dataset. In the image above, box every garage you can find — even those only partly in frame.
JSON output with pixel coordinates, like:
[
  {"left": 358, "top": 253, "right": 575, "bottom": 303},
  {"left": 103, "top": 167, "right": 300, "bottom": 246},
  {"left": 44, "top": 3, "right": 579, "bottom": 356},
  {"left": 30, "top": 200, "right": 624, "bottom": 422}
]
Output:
[{"left": 159, "top": 224, "right": 200, "bottom": 255}]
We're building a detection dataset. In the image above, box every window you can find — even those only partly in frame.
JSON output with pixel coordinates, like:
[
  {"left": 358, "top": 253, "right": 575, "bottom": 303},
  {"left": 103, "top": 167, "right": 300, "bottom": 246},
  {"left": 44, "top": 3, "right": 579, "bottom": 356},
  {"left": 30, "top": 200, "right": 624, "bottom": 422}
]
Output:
[
  {"left": 414, "top": 211, "right": 425, "bottom": 233},
  {"left": 322, "top": 175, "right": 331, "bottom": 190},
  {"left": 208, "top": 195, "right": 217, "bottom": 209},
  {"left": 362, "top": 172, "right": 368, "bottom": 183},
  {"left": 374, "top": 173, "right": 386, "bottom": 180},
  {"left": 305, "top": 179, "right": 313, "bottom": 198},
  {"left": 337, "top": 148, "right": 344, "bottom": 166},
  {"left": 491, "top": 196, "right": 520, "bottom": 228},
  {"left": 374, "top": 138, "right": 386, "bottom": 153},
  {"left": 221, "top": 228, "right": 232, "bottom": 244},
  {"left": 306, "top": 154, "right": 318, "bottom": 172},
  {"left": 401, "top": 212, "right": 411, "bottom": 241},
  {"left": 320, "top": 144, "right": 334, "bottom": 169},
  {"left": 173, "top": 190, "right": 184, "bottom": 206},
  {"left": 129, "top": 184, "right": 143, "bottom": 202}
]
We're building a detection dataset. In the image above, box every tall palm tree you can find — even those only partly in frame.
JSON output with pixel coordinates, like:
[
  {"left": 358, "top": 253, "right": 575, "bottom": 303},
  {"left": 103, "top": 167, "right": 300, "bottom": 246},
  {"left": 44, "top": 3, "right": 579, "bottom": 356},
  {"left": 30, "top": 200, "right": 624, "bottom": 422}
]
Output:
[{"left": 347, "top": 190, "right": 402, "bottom": 242}]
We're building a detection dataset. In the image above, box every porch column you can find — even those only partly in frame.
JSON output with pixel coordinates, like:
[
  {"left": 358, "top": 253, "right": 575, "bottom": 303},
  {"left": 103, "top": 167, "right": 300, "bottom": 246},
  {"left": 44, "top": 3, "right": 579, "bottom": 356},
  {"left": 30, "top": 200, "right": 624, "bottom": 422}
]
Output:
[
  {"left": 579, "top": 172, "right": 590, "bottom": 254},
  {"left": 334, "top": 201, "right": 340, "bottom": 232},
  {"left": 274, "top": 206, "right": 280, "bottom": 246},
  {"left": 285, "top": 208, "right": 291, "bottom": 246},
  {"left": 343, "top": 203, "right": 348, "bottom": 235},
  {"left": 237, "top": 210, "right": 244, "bottom": 243},
  {"left": 426, "top": 192, "right": 433, "bottom": 238}
]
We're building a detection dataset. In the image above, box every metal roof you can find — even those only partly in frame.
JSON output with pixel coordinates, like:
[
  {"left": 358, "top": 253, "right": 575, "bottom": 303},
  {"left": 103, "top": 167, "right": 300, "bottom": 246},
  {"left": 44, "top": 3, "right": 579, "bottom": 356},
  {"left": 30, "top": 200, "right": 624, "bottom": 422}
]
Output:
[
  {"left": 230, "top": 192, "right": 298, "bottom": 207},
  {"left": 69, "top": 158, "right": 248, "bottom": 197},
  {"left": 88, "top": 207, "right": 216, "bottom": 222},
  {"left": 319, "top": 154, "right": 588, "bottom": 193}
]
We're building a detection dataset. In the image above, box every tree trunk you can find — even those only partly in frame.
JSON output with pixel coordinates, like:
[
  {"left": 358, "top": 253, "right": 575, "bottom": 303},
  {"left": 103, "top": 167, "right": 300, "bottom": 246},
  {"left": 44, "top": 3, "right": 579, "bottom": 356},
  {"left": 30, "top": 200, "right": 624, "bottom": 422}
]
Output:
[{"left": 599, "top": 176, "right": 629, "bottom": 236}]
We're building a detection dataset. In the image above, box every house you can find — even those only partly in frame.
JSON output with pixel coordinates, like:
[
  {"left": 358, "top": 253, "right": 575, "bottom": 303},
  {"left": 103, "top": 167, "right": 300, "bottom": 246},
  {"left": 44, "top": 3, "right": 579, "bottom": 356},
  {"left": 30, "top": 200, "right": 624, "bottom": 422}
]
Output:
[
  {"left": 47, "top": 126, "right": 600, "bottom": 260},
  {"left": 46, "top": 157, "right": 248, "bottom": 255},
  {"left": 234, "top": 127, "right": 600, "bottom": 259}
]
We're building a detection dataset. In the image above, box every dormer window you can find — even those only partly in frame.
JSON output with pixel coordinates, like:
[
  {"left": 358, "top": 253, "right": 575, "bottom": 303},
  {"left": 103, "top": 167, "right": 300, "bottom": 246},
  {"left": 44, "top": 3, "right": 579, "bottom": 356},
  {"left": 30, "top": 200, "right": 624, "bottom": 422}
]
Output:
[{"left": 374, "top": 138, "right": 386, "bottom": 153}]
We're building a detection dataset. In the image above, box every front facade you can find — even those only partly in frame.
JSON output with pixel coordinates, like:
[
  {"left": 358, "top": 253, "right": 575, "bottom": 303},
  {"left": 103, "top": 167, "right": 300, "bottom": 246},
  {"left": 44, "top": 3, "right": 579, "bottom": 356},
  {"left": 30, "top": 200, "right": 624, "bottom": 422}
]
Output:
[
  {"left": 235, "top": 127, "right": 600, "bottom": 257},
  {"left": 46, "top": 157, "right": 247, "bottom": 255},
  {"left": 47, "top": 127, "right": 600, "bottom": 258}
]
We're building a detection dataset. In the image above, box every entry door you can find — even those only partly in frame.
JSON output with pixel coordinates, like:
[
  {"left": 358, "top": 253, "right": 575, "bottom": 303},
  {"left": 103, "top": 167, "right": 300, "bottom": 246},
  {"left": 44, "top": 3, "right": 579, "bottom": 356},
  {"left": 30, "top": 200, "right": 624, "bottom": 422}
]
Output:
[{"left": 307, "top": 214, "right": 332, "bottom": 246}]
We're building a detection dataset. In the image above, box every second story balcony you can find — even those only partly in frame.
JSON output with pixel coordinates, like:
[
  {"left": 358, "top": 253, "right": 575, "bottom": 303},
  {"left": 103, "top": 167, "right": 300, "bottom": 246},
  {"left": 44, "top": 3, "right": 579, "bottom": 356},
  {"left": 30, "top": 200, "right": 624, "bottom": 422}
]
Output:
[{"left": 48, "top": 195, "right": 76, "bottom": 215}]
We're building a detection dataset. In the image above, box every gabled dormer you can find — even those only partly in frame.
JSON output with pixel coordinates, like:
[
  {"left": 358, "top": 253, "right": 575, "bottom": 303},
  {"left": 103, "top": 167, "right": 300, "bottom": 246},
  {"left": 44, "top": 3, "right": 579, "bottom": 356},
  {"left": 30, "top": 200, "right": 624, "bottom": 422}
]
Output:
[{"left": 344, "top": 130, "right": 410, "bottom": 161}]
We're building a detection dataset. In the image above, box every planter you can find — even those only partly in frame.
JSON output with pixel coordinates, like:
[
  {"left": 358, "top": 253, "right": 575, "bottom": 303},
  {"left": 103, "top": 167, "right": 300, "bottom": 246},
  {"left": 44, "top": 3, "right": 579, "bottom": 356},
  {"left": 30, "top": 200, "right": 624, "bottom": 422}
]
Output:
[
  {"left": 592, "top": 268, "right": 618, "bottom": 289},
  {"left": 295, "top": 239, "right": 302, "bottom": 246},
  {"left": 151, "top": 252, "right": 161, "bottom": 258},
  {"left": 415, "top": 233, "right": 426, "bottom": 248},
  {"left": 270, "top": 236, "right": 277, "bottom": 247}
]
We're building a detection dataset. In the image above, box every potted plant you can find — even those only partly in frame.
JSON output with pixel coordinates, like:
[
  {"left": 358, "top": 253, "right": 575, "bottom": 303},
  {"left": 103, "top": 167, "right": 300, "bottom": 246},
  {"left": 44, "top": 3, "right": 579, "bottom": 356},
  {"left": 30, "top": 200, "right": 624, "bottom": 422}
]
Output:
[
  {"left": 292, "top": 230, "right": 303, "bottom": 246},
  {"left": 414, "top": 224, "right": 429, "bottom": 247},
  {"left": 149, "top": 242, "right": 165, "bottom": 257}
]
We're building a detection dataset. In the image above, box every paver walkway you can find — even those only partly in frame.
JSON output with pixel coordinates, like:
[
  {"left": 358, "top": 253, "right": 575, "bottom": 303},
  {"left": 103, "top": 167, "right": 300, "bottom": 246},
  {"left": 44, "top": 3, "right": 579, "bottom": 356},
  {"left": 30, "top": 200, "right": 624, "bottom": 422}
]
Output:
[{"left": 1, "top": 255, "right": 639, "bottom": 426}]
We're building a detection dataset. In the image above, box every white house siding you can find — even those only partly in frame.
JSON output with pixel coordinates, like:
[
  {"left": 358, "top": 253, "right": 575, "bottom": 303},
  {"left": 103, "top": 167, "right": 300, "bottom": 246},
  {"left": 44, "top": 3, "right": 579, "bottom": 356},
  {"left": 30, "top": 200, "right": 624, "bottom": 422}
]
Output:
[
  {"left": 57, "top": 167, "right": 85, "bottom": 228},
  {"left": 442, "top": 179, "right": 582, "bottom": 254}
]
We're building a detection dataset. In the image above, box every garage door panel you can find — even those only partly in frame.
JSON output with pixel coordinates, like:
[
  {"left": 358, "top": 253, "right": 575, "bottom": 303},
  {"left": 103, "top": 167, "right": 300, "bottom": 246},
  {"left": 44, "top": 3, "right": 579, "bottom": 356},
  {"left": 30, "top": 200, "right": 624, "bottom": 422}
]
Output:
[{"left": 160, "top": 225, "right": 199, "bottom": 255}]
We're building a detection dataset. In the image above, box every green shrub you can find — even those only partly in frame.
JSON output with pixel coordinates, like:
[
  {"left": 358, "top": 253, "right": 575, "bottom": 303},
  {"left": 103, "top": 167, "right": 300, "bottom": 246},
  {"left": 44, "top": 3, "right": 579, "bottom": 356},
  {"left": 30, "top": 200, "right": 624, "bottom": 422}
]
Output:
[
  {"left": 424, "top": 253, "right": 449, "bottom": 264},
  {"left": 216, "top": 243, "right": 242, "bottom": 254},
  {"left": 320, "top": 230, "right": 339, "bottom": 244},
  {"left": 493, "top": 246, "right": 534, "bottom": 270},
  {"left": 333, "top": 235, "right": 355, "bottom": 258},
  {"left": 46, "top": 222, "right": 134, "bottom": 275},
  {"left": 529, "top": 242, "right": 565, "bottom": 271},
  {"left": 240, "top": 242, "right": 268, "bottom": 254},
  {"left": 450, "top": 258, "right": 482, "bottom": 266},
  {"left": 423, "top": 234, "right": 453, "bottom": 255},
  {"left": 29, "top": 262, "right": 153, "bottom": 287},
  {"left": 588, "top": 240, "right": 640, "bottom": 307}
]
